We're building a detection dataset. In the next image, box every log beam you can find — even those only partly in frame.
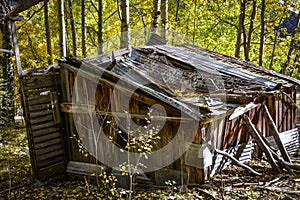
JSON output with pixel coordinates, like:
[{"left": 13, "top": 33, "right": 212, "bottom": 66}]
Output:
[
  {"left": 243, "top": 115, "right": 281, "bottom": 174},
  {"left": 262, "top": 105, "right": 291, "bottom": 163}
]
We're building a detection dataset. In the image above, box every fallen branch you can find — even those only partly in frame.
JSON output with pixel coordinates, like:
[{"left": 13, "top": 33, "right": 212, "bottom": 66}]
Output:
[
  {"left": 0, "top": 184, "right": 26, "bottom": 194},
  {"left": 264, "top": 176, "right": 288, "bottom": 186},
  {"left": 232, "top": 182, "right": 260, "bottom": 187},
  {"left": 254, "top": 186, "right": 300, "bottom": 195},
  {"left": 194, "top": 188, "right": 216, "bottom": 199},
  {"left": 215, "top": 148, "right": 262, "bottom": 176}
]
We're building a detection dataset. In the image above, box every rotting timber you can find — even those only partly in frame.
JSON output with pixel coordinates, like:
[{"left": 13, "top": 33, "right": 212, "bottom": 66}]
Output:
[{"left": 19, "top": 44, "right": 300, "bottom": 186}]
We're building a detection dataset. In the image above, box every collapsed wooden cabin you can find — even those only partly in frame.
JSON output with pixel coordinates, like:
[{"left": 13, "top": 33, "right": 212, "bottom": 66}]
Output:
[{"left": 21, "top": 44, "right": 300, "bottom": 185}]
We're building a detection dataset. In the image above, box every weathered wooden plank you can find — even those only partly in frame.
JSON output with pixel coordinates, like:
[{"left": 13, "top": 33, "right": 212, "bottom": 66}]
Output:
[
  {"left": 30, "top": 114, "right": 53, "bottom": 125},
  {"left": 60, "top": 102, "right": 192, "bottom": 122},
  {"left": 24, "top": 79, "right": 56, "bottom": 90},
  {"left": 60, "top": 67, "right": 73, "bottom": 162},
  {"left": 30, "top": 110, "right": 53, "bottom": 119},
  {"left": 34, "top": 138, "right": 63, "bottom": 150},
  {"left": 36, "top": 157, "right": 65, "bottom": 170},
  {"left": 32, "top": 127, "right": 60, "bottom": 137},
  {"left": 217, "top": 118, "right": 226, "bottom": 150},
  {"left": 50, "top": 92, "right": 62, "bottom": 124},
  {"left": 275, "top": 95, "right": 279, "bottom": 129},
  {"left": 283, "top": 94, "right": 287, "bottom": 132},
  {"left": 67, "top": 161, "right": 106, "bottom": 176},
  {"left": 35, "top": 149, "right": 65, "bottom": 162},
  {"left": 31, "top": 121, "right": 57, "bottom": 131},
  {"left": 229, "top": 102, "right": 258, "bottom": 120},
  {"left": 24, "top": 87, "right": 57, "bottom": 97},
  {"left": 27, "top": 96, "right": 51, "bottom": 106},
  {"left": 35, "top": 161, "right": 66, "bottom": 181},
  {"left": 28, "top": 104, "right": 52, "bottom": 112},
  {"left": 35, "top": 144, "right": 64, "bottom": 155},
  {"left": 33, "top": 131, "right": 62, "bottom": 143},
  {"left": 278, "top": 98, "right": 283, "bottom": 132},
  {"left": 22, "top": 65, "right": 59, "bottom": 77},
  {"left": 23, "top": 75, "right": 55, "bottom": 85}
]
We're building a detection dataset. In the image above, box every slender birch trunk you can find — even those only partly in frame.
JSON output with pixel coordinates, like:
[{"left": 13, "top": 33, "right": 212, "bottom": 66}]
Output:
[
  {"left": 193, "top": 0, "right": 197, "bottom": 44},
  {"left": 259, "top": 0, "right": 265, "bottom": 66},
  {"left": 269, "top": 17, "right": 284, "bottom": 70},
  {"left": 58, "top": 0, "right": 67, "bottom": 57},
  {"left": 0, "top": 20, "right": 14, "bottom": 124},
  {"left": 120, "top": 0, "right": 130, "bottom": 49},
  {"left": 235, "top": 0, "right": 245, "bottom": 58},
  {"left": 150, "top": 0, "right": 160, "bottom": 34},
  {"left": 82, "top": 0, "right": 87, "bottom": 57},
  {"left": 245, "top": 0, "right": 256, "bottom": 61},
  {"left": 67, "top": 0, "right": 77, "bottom": 57},
  {"left": 160, "top": 0, "right": 168, "bottom": 41},
  {"left": 98, "top": 0, "right": 104, "bottom": 54}
]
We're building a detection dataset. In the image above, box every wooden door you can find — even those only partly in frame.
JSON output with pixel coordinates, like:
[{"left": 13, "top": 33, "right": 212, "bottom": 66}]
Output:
[{"left": 21, "top": 65, "right": 67, "bottom": 180}]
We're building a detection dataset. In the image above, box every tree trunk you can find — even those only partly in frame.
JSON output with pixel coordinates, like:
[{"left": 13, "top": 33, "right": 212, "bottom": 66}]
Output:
[
  {"left": 67, "top": 0, "right": 77, "bottom": 57},
  {"left": 0, "top": 0, "right": 44, "bottom": 20},
  {"left": 259, "top": 0, "right": 265, "bottom": 66},
  {"left": 120, "top": 0, "right": 130, "bottom": 49},
  {"left": 282, "top": 12, "right": 300, "bottom": 75},
  {"left": 150, "top": 0, "right": 160, "bottom": 35},
  {"left": 0, "top": 20, "right": 14, "bottom": 124},
  {"left": 235, "top": 0, "right": 245, "bottom": 58},
  {"left": 160, "top": 0, "right": 168, "bottom": 41},
  {"left": 98, "top": 0, "right": 104, "bottom": 54},
  {"left": 81, "top": 0, "right": 87, "bottom": 57},
  {"left": 241, "top": 1, "right": 247, "bottom": 60},
  {"left": 44, "top": 1, "right": 53, "bottom": 65},
  {"left": 58, "top": 0, "right": 67, "bottom": 57},
  {"left": 193, "top": 0, "right": 197, "bottom": 44},
  {"left": 269, "top": 17, "right": 283, "bottom": 70},
  {"left": 245, "top": 0, "right": 256, "bottom": 61}
]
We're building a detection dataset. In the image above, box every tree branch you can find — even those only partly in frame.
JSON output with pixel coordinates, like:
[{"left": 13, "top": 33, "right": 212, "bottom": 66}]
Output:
[{"left": 215, "top": 148, "right": 262, "bottom": 176}]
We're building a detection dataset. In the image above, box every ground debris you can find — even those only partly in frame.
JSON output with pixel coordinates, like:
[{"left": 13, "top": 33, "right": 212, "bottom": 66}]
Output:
[{"left": 1, "top": 127, "right": 300, "bottom": 199}]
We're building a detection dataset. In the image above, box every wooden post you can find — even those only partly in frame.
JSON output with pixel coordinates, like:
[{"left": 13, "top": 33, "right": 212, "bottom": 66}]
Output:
[
  {"left": 262, "top": 105, "right": 291, "bottom": 163},
  {"left": 11, "top": 20, "right": 22, "bottom": 78}
]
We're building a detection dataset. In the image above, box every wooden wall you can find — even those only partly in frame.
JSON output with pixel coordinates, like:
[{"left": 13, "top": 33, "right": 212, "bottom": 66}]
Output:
[{"left": 60, "top": 64, "right": 298, "bottom": 184}]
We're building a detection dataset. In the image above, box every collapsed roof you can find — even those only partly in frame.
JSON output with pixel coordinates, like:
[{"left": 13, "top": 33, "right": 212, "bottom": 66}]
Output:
[{"left": 62, "top": 44, "right": 300, "bottom": 121}]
